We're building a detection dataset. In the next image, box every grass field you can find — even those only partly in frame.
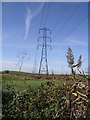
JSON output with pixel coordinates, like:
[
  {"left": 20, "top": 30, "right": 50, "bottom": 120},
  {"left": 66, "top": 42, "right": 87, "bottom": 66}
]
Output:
[
  {"left": 2, "top": 71, "right": 89, "bottom": 120},
  {"left": 2, "top": 71, "right": 65, "bottom": 92}
]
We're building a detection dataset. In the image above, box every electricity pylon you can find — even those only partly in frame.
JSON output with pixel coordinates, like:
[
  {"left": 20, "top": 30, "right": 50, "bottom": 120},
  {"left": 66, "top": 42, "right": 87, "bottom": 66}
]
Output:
[{"left": 37, "top": 27, "right": 51, "bottom": 75}]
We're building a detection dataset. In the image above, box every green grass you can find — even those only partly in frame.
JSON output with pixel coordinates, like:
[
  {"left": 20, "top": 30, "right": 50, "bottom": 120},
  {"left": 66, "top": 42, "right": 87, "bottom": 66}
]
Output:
[
  {"left": 2, "top": 76, "right": 47, "bottom": 92},
  {"left": 2, "top": 75, "right": 64, "bottom": 92}
]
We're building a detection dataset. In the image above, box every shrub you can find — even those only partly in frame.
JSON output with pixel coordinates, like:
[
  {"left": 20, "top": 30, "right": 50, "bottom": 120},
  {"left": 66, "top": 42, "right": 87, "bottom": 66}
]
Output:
[
  {"left": 2, "top": 75, "right": 88, "bottom": 120},
  {"left": 4, "top": 70, "right": 9, "bottom": 74}
]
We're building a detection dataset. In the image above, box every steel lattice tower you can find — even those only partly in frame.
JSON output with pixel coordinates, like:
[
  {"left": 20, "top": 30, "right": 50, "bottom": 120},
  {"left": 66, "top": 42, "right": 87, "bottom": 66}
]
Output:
[{"left": 37, "top": 27, "right": 51, "bottom": 75}]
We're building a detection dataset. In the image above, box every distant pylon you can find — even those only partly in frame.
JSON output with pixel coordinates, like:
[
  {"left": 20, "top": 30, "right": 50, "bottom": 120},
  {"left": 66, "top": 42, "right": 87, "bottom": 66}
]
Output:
[
  {"left": 37, "top": 27, "right": 52, "bottom": 75},
  {"left": 32, "top": 58, "right": 37, "bottom": 73}
]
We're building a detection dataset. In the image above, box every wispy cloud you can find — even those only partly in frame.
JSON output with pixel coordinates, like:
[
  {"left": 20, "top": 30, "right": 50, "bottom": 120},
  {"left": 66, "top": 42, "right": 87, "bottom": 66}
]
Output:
[
  {"left": 1, "top": 60, "right": 33, "bottom": 72},
  {"left": 51, "top": 39, "right": 88, "bottom": 47},
  {"left": 0, "top": 60, "right": 70, "bottom": 74},
  {"left": 2, "top": 43, "right": 36, "bottom": 49},
  {"left": 65, "top": 38, "right": 88, "bottom": 47},
  {"left": 24, "top": 3, "right": 44, "bottom": 39},
  {"left": 24, "top": 7, "right": 32, "bottom": 39}
]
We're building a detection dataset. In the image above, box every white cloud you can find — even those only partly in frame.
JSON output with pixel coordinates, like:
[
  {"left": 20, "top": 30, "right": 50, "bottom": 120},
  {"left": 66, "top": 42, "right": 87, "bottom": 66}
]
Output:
[
  {"left": 24, "top": 7, "right": 32, "bottom": 39},
  {"left": 2, "top": 43, "right": 36, "bottom": 49},
  {"left": 51, "top": 39, "right": 88, "bottom": 47},
  {"left": 24, "top": 3, "right": 44, "bottom": 39},
  {"left": 65, "top": 39, "right": 88, "bottom": 47},
  {"left": 0, "top": 60, "right": 33, "bottom": 72}
]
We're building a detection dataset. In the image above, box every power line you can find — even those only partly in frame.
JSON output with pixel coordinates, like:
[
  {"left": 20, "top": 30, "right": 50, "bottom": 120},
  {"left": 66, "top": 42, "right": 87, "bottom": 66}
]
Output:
[
  {"left": 51, "top": 15, "right": 87, "bottom": 51},
  {"left": 52, "top": 3, "right": 69, "bottom": 32},
  {"left": 41, "top": 3, "right": 49, "bottom": 27},
  {"left": 53, "top": 2, "right": 81, "bottom": 40},
  {"left": 57, "top": 15, "right": 87, "bottom": 44},
  {"left": 40, "top": 3, "right": 46, "bottom": 28},
  {"left": 63, "top": 15, "right": 87, "bottom": 41},
  {"left": 43, "top": 3, "right": 49, "bottom": 27},
  {"left": 40, "top": 3, "right": 49, "bottom": 27},
  {"left": 45, "top": 3, "right": 52, "bottom": 28}
]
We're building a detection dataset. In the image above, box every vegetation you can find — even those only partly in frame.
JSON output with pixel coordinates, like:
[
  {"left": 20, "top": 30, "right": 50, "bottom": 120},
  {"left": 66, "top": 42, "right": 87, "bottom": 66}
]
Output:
[
  {"left": 2, "top": 72, "right": 64, "bottom": 92},
  {"left": 1, "top": 47, "right": 89, "bottom": 120},
  {"left": 66, "top": 47, "right": 82, "bottom": 74},
  {"left": 2, "top": 73, "right": 89, "bottom": 120}
]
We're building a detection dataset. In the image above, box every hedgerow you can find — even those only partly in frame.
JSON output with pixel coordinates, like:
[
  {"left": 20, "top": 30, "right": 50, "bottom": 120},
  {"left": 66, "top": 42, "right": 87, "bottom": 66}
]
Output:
[
  {"left": 2, "top": 74, "right": 89, "bottom": 120},
  {"left": 2, "top": 48, "right": 89, "bottom": 120}
]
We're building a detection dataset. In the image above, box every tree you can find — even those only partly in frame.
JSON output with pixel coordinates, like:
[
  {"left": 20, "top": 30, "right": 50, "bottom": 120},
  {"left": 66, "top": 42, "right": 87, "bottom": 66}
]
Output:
[{"left": 16, "top": 51, "right": 27, "bottom": 72}]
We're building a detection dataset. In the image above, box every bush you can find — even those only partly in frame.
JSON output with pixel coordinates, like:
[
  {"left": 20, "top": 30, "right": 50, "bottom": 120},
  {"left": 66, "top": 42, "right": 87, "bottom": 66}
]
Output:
[
  {"left": 2, "top": 76, "right": 88, "bottom": 120},
  {"left": 4, "top": 70, "right": 10, "bottom": 74}
]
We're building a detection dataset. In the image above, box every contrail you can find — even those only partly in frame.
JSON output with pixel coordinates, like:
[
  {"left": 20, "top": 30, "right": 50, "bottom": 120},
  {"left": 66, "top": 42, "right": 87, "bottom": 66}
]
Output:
[{"left": 24, "top": 7, "right": 32, "bottom": 39}]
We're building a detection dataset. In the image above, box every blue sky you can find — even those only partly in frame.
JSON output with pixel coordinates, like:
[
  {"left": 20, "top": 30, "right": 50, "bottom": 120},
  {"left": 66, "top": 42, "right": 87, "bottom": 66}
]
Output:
[{"left": 1, "top": 2, "right": 88, "bottom": 74}]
